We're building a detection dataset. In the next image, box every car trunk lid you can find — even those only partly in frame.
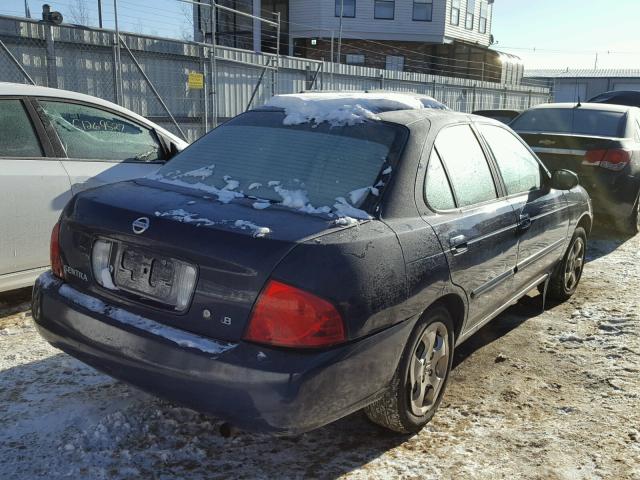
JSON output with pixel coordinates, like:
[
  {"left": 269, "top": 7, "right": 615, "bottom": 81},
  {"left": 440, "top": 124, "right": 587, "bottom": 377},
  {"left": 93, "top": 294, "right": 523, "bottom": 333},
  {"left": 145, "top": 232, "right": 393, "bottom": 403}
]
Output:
[
  {"left": 59, "top": 180, "right": 345, "bottom": 342},
  {"left": 518, "top": 132, "right": 627, "bottom": 185}
]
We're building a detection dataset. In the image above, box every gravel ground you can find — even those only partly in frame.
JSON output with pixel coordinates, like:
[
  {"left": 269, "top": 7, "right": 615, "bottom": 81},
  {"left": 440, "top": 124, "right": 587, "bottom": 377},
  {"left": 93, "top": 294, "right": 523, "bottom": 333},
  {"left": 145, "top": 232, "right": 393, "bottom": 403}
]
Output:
[{"left": 1, "top": 229, "right": 639, "bottom": 480}]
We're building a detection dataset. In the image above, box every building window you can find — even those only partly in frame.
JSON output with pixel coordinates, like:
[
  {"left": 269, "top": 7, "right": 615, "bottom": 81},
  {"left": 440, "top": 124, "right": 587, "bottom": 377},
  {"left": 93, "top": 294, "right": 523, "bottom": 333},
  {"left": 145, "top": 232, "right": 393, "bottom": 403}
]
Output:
[
  {"left": 346, "top": 54, "right": 365, "bottom": 65},
  {"left": 374, "top": 0, "right": 395, "bottom": 19},
  {"left": 450, "top": 0, "right": 460, "bottom": 25},
  {"left": 479, "top": 1, "right": 488, "bottom": 33},
  {"left": 386, "top": 55, "right": 404, "bottom": 71},
  {"left": 413, "top": 0, "right": 433, "bottom": 21},
  {"left": 465, "top": 0, "right": 475, "bottom": 29},
  {"left": 335, "top": 0, "right": 356, "bottom": 18}
]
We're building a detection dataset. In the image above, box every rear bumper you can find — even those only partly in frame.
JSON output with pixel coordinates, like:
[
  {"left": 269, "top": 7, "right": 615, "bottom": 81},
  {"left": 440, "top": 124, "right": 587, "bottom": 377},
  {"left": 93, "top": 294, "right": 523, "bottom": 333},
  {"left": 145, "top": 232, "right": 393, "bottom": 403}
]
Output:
[{"left": 32, "top": 273, "right": 413, "bottom": 435}]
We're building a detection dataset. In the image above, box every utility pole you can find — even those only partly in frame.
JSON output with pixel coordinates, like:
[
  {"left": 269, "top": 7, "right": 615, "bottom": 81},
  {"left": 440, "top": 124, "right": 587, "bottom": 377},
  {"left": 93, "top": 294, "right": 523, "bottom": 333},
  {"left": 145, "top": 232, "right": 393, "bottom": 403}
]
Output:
[
  {"left": 594, "top": 52, "right": 598, "bottom": 70},
  {"left": 98, "top": 0, "right": 103, "bottom": 28},
  {"left": 337, "top": 0, "right": 344, "bottom": 64}
]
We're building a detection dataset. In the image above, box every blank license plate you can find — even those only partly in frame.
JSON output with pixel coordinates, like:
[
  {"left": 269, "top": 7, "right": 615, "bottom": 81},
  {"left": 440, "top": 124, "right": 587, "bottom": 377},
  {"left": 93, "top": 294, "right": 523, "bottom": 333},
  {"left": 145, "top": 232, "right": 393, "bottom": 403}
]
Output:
[{"left": 114, "top": 247, "right": 175, "bottom": 300}]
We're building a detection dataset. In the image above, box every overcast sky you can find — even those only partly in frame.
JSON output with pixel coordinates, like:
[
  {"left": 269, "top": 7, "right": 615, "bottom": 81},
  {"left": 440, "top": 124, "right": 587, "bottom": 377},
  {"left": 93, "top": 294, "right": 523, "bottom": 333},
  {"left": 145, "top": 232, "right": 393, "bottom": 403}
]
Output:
[{"left": 3, "top": 0, "right": 640, "bottom": 71}]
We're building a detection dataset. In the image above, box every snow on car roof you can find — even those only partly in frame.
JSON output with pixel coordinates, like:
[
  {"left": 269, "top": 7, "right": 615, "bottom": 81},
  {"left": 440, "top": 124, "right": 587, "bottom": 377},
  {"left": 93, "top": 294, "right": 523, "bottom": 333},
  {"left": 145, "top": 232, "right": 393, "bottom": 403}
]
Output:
[{"left": 265, "top": 92, "right": 446, "bottom": 127}]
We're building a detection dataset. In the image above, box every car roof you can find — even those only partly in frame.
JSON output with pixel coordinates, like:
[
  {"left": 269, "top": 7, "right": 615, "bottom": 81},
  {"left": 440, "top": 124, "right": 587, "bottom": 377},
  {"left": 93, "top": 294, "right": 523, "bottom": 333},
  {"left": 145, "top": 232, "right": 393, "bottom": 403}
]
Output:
[
  {"left": 0, "top": 82, "right": 187, "bottom": 146},
  {"left": 525, "top": 102, "right": 636, "bottom": 113}
]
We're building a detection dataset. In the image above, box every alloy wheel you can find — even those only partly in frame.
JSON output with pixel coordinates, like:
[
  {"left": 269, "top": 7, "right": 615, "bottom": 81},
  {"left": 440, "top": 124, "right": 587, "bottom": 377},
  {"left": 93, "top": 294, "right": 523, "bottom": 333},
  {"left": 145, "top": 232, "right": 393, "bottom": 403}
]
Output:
[
  {"left": 564, "top": 237, "right": 585, "bottom": 291},
  {"left": 408, "top": 321, "right": 450, "bottom": 416}
]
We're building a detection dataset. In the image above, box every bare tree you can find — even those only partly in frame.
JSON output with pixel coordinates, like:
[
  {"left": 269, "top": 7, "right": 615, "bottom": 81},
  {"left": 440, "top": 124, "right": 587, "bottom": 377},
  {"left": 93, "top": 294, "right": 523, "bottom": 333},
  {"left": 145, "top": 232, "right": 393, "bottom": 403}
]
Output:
[
  {"left": 68, "top": 0, "right": 91, "bottom": 26},
  {"left": 178, "top": 2, "right": 195, "bottom": 42}
]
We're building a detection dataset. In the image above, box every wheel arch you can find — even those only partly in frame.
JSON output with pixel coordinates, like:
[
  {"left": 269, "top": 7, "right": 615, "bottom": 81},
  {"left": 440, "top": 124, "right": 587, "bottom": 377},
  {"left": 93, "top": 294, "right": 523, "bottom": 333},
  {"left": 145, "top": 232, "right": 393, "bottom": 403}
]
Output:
[
  {"left": 576, "top": 212, "right": 593, "bottom": 235},
  {"left": 421, "top": 292, "right": 467, "bottom": 343}
]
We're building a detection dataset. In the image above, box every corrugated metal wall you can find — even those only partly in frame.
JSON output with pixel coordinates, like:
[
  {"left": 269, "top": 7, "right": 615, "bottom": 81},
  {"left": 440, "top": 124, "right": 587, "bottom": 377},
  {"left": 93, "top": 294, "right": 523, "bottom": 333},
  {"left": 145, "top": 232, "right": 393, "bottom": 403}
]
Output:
[{"left": 0, "top": 16, "right": 550, "bottom": 142}]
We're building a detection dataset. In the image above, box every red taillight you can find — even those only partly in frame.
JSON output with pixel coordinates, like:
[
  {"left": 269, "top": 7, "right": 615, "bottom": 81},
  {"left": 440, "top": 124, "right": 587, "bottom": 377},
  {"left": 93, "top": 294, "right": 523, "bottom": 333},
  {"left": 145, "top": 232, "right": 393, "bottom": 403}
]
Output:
[
  {"left": 584, "top": 149, "right": 631, "bottom": 171},
  {"left": 244, "top": 280, "right": 346, "bottom": 348},
  {"left": 50, "top": 222, "right": 64, "bottom": 279}
]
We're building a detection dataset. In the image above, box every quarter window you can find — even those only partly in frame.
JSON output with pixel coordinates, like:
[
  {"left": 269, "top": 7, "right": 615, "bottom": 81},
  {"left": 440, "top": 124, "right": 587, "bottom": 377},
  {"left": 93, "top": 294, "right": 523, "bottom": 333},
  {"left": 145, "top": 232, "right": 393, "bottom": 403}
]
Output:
[
  {"left": 425, "top": 149, "right": 456, "bottom": 210},
  {"left": 465, "top": 0, "right": 475, "bottom": 29},
  {"left": 435, "top": 124, "right": 497, "bottom": 207},
  {"left": 40, "top": 101, "right": 164, "bottom": 162},
  {"left": 335, "top": 0, "right": 356, "bottom": 17},
  {"left": 374, "top": 0, "right": 395, "bottom": 19},
  {"left": 450, "top": 0, "right": 460, "bottom": 25},
  {"left": 413, "top": 0, "right": 433, "bottom": 21},
  {"left": 478, "top": 124, "right": 542, "bottom": 195},
  {"left": 479, "top": 1, "right": 488, "bottom": 33},
  {"left": 0, "top": 100, "right": 43, "bottom": 157}
]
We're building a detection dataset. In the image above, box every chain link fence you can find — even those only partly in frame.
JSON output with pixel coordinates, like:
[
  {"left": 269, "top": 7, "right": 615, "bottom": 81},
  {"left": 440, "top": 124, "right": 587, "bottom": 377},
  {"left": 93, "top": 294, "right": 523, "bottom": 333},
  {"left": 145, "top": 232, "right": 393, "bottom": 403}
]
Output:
[{"left": 0, "top": 14, "right": 551, "bottom": 143}]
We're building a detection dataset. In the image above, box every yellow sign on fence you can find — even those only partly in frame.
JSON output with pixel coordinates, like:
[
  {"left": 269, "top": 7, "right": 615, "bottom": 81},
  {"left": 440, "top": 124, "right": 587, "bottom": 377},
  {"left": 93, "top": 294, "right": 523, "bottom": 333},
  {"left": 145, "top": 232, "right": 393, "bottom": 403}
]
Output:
[{"left": 188, "top": 72, "right": 204, "bottom": 89}]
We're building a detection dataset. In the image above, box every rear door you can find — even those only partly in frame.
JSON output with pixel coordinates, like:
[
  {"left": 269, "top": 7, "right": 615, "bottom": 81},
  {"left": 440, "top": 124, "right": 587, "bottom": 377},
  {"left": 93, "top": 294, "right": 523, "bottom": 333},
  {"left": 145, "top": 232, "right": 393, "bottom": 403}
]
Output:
[
  {"left": 34, "top": 99, "right": 167, "bottom": 194},
  {"left": 423, "top": 124, "right": 519, "bottom": 328},
  {"left": 0, "top": 97, "right": 71, "bottom": 276},
  {"left": 477, "top": 123, "right": 570, "bottom": 288}
]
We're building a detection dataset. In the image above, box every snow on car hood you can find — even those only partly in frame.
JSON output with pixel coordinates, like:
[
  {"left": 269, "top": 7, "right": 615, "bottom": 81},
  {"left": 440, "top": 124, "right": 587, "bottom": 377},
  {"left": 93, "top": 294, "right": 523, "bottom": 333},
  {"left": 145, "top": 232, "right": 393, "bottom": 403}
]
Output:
[{"left": 265, "top": 92, "right": 426, "bottom": 126}]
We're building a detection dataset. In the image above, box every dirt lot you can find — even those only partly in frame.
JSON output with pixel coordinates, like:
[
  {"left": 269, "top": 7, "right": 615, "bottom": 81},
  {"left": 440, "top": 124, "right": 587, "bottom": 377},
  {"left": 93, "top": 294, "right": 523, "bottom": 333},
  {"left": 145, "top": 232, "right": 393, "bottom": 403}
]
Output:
[{"left": 1, "top": 229, "right": 639, "bottom": 480}]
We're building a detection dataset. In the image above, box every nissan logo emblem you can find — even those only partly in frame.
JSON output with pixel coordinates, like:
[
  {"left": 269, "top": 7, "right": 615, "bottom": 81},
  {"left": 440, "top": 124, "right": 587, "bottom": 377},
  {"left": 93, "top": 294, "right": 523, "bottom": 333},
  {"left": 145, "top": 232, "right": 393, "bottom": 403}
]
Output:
[{"left": 132, "top": 217, "right": 150, "bottom": 235}]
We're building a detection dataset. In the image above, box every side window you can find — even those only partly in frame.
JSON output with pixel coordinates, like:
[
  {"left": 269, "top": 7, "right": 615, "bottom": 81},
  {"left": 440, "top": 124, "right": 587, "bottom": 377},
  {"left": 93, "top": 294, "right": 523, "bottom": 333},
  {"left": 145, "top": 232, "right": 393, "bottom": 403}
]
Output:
[
  {"left": 425, "top": 149, "right": 456, "bottom": 210},
  {"left": 435, "top": 124, "right": 497, "bottom": 207},
  {"left": 635, "top": 120, "right": 640, "bottom": 142},
  {"left": 39, "top": 101, "right": 164, "bottom": 162},
  {"left": 0, "top": 99, "right": 43, "bottom": 157},
  {"left": 478, "top": 124, "right": 542, "bottom": 195}
]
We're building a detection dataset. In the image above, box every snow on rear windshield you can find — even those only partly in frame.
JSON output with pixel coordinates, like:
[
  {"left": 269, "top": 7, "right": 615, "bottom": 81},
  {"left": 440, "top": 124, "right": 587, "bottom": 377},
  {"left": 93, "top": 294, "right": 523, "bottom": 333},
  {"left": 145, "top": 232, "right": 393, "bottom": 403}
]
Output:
[
  {"left": 511, "top": 108, "right": 626, "bottom": 137},
  {"left": 152, "top": 111, "right": 402, "bottom": 217}
]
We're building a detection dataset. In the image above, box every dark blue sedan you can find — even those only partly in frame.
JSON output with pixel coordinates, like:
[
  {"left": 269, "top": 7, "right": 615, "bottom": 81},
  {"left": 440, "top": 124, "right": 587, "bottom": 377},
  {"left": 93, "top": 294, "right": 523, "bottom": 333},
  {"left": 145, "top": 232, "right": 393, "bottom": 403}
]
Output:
[{"left": 32, "top": 93, "right": 592, "bottom": 435}]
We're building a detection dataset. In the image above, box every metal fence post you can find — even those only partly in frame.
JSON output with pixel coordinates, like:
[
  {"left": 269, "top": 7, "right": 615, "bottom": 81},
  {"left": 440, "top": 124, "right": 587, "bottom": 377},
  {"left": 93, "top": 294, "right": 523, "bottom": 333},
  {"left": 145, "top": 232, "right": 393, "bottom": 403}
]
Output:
[
  {"left": 111, "top": 33, "right": 120, "bottom": 104},
  {"left": 200, "top": 47, "right": 209, "bottom": 133},
  {"left": 528, "top": 89, "right": 532, "bottom": 108},
  {"left": 44, "top": 24, "right": 58, "bottom": 88},
  {"left": 210, "top": 1, "right": 218, "bottom": 127},
  {"left": 471, "top": 83, "right": 476, "bottom": 112},
  {"left": 275, "top": 12, "right": 280, "bottom": 95},
  {"left": 113, "top": 0, "right": 124, "bottom": 105}
]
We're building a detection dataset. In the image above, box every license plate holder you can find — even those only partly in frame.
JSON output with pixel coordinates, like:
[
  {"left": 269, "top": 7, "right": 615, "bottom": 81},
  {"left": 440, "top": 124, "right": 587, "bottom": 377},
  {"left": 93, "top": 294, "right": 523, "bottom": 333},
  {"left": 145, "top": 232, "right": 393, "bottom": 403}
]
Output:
[{"left": 114, "top": 246, "right": 175, "bottom": 301}]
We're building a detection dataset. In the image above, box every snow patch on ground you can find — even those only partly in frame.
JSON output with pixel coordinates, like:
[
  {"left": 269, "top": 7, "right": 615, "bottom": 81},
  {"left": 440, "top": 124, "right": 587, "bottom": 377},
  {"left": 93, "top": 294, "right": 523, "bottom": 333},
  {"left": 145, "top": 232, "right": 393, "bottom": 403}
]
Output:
[{"left": 265, "top": 92, "right": 425, "bottom": 126}]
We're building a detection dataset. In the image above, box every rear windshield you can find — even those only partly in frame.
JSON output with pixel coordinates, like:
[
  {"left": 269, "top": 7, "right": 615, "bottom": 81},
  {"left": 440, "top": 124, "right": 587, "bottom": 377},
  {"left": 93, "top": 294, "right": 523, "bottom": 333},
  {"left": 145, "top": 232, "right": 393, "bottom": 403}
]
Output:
[
  {"left": 511, "top": 108, "right": 626, "bottom": 137},
  {"left": 153, "top": 111, "right": 406, "bottom": 215}
]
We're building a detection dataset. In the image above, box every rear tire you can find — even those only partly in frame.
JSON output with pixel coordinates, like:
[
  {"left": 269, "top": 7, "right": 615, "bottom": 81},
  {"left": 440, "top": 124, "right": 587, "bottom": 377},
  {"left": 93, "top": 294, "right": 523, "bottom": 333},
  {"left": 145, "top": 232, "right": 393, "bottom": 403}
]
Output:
[
  {"left": 546, "top": 227, "right": 587, "bottom": 302},
  {"left": 364, "top": 306, "right": 454, "bottom": 434}
]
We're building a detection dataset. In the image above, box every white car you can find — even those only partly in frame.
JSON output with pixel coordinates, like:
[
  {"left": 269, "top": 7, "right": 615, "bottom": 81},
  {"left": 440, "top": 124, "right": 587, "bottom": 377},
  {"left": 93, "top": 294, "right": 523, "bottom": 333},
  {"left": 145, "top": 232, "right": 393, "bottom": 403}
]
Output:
[{"left": 0, "top": 83, "right": 188, "bottom": 292}]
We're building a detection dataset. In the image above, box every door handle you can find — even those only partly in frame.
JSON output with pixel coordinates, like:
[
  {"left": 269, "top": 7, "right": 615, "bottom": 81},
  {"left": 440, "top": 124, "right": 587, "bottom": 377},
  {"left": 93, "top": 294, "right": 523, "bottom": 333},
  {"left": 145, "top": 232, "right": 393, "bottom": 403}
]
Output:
[
  {"left": 449, "top": 234, "right": 468, "bottom": 255},
  {"left": 518, "top": 214, "right": 532, "bottom": 232}
]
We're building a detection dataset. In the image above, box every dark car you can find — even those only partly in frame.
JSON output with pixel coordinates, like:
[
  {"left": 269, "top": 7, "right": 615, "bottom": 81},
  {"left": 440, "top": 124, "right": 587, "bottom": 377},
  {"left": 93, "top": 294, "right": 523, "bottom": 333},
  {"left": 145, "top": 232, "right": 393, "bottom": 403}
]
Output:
[
  {"left": 511, "top": 102, "right": 640, "bottom": 233},
  {"left": 32, "top": 93, "right": 592, "bottom": 435},
  {"left": 472, "top": 109, "right": 521, "bottom": 124},
  {"left": 588, "top": 90, "right": 640, "bottom": 108}
]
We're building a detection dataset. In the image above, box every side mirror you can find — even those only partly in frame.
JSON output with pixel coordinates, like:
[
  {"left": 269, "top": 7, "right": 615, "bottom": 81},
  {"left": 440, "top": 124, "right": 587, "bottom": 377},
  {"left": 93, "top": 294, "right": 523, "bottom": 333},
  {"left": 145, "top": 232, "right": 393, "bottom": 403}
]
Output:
[{"left": 550, "top": 169, "right": 579, "bottom": 190}]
